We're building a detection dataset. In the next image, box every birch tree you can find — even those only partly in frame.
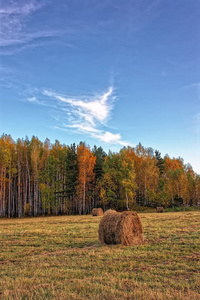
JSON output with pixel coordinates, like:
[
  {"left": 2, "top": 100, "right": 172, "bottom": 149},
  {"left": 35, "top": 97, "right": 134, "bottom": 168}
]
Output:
[{"left": 77, "top": 143, "right": 96, "bottom": 214}]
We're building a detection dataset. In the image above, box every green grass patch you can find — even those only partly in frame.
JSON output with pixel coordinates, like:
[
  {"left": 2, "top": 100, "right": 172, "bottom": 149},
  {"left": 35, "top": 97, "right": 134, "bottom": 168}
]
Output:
[{"left": 165, "top": 206, "right": 200, "bottom": 213}]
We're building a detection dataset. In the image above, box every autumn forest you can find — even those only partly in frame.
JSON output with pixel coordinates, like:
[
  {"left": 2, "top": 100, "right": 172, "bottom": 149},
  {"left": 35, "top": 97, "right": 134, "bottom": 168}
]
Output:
[{"left": 0, "top": 134, "right": 199, "bottom": 218}]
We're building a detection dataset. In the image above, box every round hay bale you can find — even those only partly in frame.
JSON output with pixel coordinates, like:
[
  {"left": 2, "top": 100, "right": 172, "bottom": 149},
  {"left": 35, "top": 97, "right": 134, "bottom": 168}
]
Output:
[
  {"left": 156, "top": 207, "right": 164, "bottom": 213},
  {"left": 98, "top": 211, "right": 143, "bottom": 246},
  {"left": 92, "top": 208, "right": 104, "bottom": 216},
  {"left": 104, "top": 209, "right": 117, "bottom": 216}
]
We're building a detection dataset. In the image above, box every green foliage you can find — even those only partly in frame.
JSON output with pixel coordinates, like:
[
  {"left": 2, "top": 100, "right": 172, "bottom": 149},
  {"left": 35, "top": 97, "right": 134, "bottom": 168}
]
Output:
[
  {"left": 101, "top": 152, "right": 121, "bottom": 209},
  {"left": 92, "top": 145, "right": 106, "bottom": 182},
  {"left": 155, "top": 150, "right": 165, "bottom": 176},
  {"left": 100, "top": 148, "right": 137, "bottom": 211},
  {"left": 0, "top": 134, "right": 200, "bottom": 217},
  {"left": 119, "top": 147, "right": 137, "bottom": 209},
  {"left": 64, "top": 144, "right": 78, "bottom": 197}
]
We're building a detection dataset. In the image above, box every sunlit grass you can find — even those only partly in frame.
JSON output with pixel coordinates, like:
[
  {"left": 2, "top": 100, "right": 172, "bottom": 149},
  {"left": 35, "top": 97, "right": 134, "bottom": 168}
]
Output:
[{"left": 0, "top": 211, "right": 200, "bottom": 299}]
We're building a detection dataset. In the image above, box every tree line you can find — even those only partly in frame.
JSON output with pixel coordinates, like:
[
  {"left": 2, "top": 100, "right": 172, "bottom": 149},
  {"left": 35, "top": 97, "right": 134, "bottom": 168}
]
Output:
[{"left": 0, "top": 134, "right": 199, "bottom": 217}]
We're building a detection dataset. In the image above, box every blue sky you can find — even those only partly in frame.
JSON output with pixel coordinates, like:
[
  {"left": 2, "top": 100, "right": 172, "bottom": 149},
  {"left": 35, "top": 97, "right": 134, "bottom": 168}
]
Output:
[{"left": 0, "top": 0, "right": 200, "bottom": 173}]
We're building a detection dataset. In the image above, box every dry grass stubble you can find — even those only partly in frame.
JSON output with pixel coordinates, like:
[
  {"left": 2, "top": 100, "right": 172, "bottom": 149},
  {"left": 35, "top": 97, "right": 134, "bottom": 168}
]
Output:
[{"left": 0, "top": 211, "right": 200, "bottom": 299}]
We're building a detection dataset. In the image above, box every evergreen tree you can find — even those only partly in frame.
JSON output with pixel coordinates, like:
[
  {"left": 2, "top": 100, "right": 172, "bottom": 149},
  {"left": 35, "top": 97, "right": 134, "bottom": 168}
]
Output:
[{"left": 155, "top": 150, "right": 165, "bottom": 176}]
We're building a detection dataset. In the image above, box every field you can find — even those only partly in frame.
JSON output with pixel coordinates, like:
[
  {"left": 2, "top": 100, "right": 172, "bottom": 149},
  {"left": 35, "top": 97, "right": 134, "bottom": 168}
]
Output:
[{"left": 0, "top": 211, "right": 200, "bottom": 300}]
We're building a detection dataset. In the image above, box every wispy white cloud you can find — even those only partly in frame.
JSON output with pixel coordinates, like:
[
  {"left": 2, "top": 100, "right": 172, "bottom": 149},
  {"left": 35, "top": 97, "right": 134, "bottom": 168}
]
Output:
[
  {"left": 91, "top": 131, "right": 131, "bottom": 147},
  {"left": 26, "top": 86, "right": 132, "bottom": 147},
  {"left": 0, "top": 0, "right": 58, "bottom": 49},
  {"left": 0, "top": 1, "right": 41, "bottom": 15},
  {"left": 43, "top": 86, "right": 114, "bottom": 125},
  {"left": 67, "top": 124, "right": 100, "bottom": 134},
  {"left": 181, "top": 82, "right": 200, "bottom": 90},
  {"left": 0, "top": 63, "right": 20, "bottom": 89},
  {"left": 27, "top": 96, "right": 37, "bottom": 103},
  {"left": 25, "top": 95, "right": 56, "bottom": 108},
  {"left": 0, "top": 39, "right": 73, "bottom": 56},
  {"left": 26, "top": 96, "right": 45, "bottom": 105}
]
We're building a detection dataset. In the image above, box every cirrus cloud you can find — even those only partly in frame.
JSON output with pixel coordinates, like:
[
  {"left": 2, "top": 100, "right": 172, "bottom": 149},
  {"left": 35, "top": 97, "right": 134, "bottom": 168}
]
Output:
[
  {"left": 26, "top": 85, "right": 132, "bottom": 147},
  {"left": 0, "top": 0, "right": 59, "bottom": 53}
]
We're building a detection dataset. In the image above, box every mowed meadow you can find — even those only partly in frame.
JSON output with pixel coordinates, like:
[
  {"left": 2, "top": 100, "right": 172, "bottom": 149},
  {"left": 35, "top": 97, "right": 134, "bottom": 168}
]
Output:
[{"left": 0, "top": 211, "right": 200, "bottom": 300}]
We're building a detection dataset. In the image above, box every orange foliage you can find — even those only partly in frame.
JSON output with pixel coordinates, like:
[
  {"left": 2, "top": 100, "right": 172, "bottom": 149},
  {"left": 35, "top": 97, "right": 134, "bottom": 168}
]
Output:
[
  {"left": 164, "top": 157, "right": 183, "bottom": 172},
  {"left": 76, "top": 144, "right": 96, "bottom": 214}
]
